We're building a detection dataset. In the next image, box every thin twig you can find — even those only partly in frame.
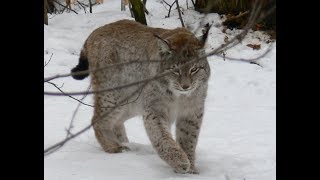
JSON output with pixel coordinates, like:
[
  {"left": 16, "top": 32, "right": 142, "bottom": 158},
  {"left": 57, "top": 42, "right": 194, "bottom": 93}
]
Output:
[
  {"left": 216, "top": 44, "right": 274, "bottom": 67},
  {"left": 190, "top": 0, "right": 195, "bottom": 7},
  {"left": 78, "top": 1, "right": 89, "bottom": 7},
  {"left": 44, "top": 85, "right": 91, "bottom": 156},
  {"left": 53, "top": 0, "right": 78, "bottom": 14},
  {"left": 44, "top": 83, "right": 147, "bottom": 156},
  {"left": 44, "top": 60, "right": 163, "bottom": 82},
  {"left": 89, "top": 0, "right": 92, "bottom": 13},
  {"left": 162, "top": 0, "right": 171, "bottom": 7},
  {"left": 77, "top": 1, "right": 88, "bottom": 13},
  {"left": 44, "top": 53, "right": 53, "bottom": 68},
  {"left": 162, "top": 0, "right": 175, "bottom": 18},
  {"left": 45, "top": 80, "right": 145, "bottom": 109},
  {"left": 45, "top": 81, "right": 95, "bottom": 107},
  {"left": 175, "top": 0, "right": 185, "bottom": 27}
]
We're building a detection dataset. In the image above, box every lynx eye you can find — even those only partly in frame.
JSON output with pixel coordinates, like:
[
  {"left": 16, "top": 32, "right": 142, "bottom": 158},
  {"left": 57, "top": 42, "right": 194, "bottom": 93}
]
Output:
[{"left": 190, "top": 67, "right": 199, "bottom": 74}]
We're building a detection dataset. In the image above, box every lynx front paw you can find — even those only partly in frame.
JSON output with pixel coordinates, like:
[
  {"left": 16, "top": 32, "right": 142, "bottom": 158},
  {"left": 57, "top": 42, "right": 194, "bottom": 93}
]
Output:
[
  {"left": 172, "top": 153, "right": 191, "bottom": 174},
  {"left": 173, "top": 161, "right": 191, "bottom": 174},
  {"left": 188, "top": 166, "right": 199, "bottom": 174}
]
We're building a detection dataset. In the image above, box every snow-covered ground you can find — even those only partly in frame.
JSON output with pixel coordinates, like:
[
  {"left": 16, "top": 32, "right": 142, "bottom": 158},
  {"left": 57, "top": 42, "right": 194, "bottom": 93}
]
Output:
[{"left": 44, "top": 0, "right": 276, "bottom": 179}]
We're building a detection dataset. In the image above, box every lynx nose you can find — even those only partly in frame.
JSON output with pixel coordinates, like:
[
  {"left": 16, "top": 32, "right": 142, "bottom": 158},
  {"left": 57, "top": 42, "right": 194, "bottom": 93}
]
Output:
[{"left": 182, "top": 84, "right": 190, "bottom": 90}]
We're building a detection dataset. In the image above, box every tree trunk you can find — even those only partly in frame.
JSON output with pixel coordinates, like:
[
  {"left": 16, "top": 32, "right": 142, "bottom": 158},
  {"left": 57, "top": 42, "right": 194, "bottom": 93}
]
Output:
[
  {"left": 44, "top": 0, "right": 48, "bottom": 25},
  {"left": 129, "top": 0, "right": 147, "bottom": 25}
]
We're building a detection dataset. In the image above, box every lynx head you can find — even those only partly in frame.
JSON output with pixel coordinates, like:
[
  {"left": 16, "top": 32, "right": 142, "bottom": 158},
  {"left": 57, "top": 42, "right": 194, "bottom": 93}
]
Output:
[{"left": 155, "top": 25, "right": 211, "bottom": 96}]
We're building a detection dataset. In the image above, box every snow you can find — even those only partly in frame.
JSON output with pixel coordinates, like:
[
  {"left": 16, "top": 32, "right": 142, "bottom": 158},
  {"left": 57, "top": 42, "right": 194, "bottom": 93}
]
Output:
[{"left": 44, "top": 0, "right": 276, "bottom": 179}]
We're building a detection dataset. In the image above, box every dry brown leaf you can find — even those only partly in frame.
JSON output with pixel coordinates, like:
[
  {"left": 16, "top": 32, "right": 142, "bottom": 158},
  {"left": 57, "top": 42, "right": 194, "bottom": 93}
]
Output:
[{"left": 246, "top": 44, "right": 261, "bottom": 50}]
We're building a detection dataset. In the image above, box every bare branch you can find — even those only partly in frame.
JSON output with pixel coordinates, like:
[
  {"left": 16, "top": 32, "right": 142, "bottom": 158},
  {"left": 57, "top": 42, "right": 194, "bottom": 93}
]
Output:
[
  {"left": 215, "top": 44, "right": 275, "bottom": 67},
  {"left": 44, "top": 85, "right": 91, "bottom": 156},
  {"left": 45, "top": 81, "right": 95, "bottom": 107},
  {"left": 44, "top": 53, "right": 53, "bottom": 68},
  {"left": 162, "top": 0, "right": 171, "bottom": 7},
  {"left": 190, "top": 0, "right": 195, "bottom": 8},
  {"left": 65, "top": 85, "right": 89, "bottom": 140},
  {"left": 53, "top": 0, "right": 78, "bottom": 14},
  {"left": 175, "top": 0, "right": 185, "bottom": 27},
  {"left": 44, "top": 59, "right": 163, "bottom": 82},
  {"left": 46, "top": 79, "right": 144, "bottom": 109},
  {"left": 78, "top": 1, "right": 89, "bottom": 7},
  {"left": 77, "top": 1, "right": 88, "bottom": 13},
  {"left": 89, "top": 0, "right": 92, "bottom": 13},
  {"left": 44, "top": 83, "right": 147, "bottom": 156},
  {"left": 162, "top": 0, "right": 175, "bottom": 18}
]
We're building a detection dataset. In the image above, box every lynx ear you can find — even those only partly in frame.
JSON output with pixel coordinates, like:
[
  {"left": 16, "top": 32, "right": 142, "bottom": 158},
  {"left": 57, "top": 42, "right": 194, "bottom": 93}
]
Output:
[
  {"left": 154, "top": 34, "right": 172, "bottom": 56},
  {"left": 197, "top": 23, "right": 212, "bottom": 47}
]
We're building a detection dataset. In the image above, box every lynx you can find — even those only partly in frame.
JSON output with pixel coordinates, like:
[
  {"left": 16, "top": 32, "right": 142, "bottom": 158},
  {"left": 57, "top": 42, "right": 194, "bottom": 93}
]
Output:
[{"left": 71, "top": 19, "right": 211, "bottom": 174}]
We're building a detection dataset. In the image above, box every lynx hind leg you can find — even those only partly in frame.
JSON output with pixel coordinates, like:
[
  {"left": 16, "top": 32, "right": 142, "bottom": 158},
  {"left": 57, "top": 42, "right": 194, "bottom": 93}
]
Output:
[{"left": 92, "top": 105, "right": 129, "bottom": 153}]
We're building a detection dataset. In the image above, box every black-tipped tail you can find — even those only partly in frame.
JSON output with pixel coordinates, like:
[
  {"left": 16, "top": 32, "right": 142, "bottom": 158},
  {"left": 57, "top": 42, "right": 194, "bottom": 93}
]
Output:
[{"left": 71, "top": 52, "right": 89, "bottom": 80}]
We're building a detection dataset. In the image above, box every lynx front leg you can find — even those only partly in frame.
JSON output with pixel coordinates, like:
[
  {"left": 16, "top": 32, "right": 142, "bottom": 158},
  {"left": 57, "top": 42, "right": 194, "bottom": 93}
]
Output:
[
  {"left": 143, "top": 109, "right": 190, "bottom": 173},
  {"left": 176, "top": 110, "right": 204, "bottom": 174},
  {"left": 113, "top": 123, "right": 129, "bottom": 143}
]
